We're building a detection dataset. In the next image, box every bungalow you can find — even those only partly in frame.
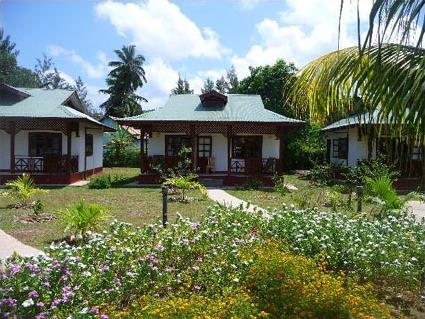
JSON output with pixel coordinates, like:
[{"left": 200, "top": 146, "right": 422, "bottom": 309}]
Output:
[
  {"left": 0, "top": 84, "right": 113, "bottom": 184},
  {"left": 323, "top": 111, "right": 424, "bottom": 187},
  {"left": 100, "top": 115, "right": 143, "bottom": 150},
  {"left": 119, "top": 90, "right": 303, "bottom": 186}
]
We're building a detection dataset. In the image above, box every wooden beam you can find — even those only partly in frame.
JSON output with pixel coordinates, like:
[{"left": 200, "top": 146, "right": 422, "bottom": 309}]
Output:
[
  {"left": 227, "top": 125, "right": 232, "bottom": 176},
  {"left": 67, "top": 126, "right": 72, "bottom": 174},
  {"left": 190, "top": 125, "right": 198, "bottom": 172},
  {"left": 140, "top": 127, "right": 146, "bottom": 173},
  {"left": 9, "top": 121, "right": 15, "bottom": 174}
]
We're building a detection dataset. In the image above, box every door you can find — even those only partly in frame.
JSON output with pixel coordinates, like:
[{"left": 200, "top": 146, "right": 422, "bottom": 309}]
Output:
[{"left": 197, "top": 136, "right": 212, "bottom": 173}]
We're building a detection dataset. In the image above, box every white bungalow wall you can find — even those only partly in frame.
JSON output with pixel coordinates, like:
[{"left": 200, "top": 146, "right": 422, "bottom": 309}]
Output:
[
  {"left": 147, "top": 132, "right": 280, "bottom": 173},
  {"left": 324, "top": 127, "right": 376, "bottom": 167},
  {"left": 0, "top": 122, "right": 103, "bottom": 172}
]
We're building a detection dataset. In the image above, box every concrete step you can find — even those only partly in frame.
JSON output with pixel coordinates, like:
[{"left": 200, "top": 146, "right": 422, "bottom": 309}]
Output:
[{"left": 199, "top": 178, "right": 224, "bottom": 188}]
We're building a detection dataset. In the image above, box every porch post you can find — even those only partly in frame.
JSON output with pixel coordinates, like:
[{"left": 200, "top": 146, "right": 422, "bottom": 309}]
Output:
[
  {"left": 227, "top": 125, "right": 232, "bottom": 176},
  {"left": 9, "top": 121, "right": 15, "bottom": 174},
  {"left": 190, "top": 125, "right": 197, "bottom": 172},
  {"left": 67, "top": 126, "right": 72, "bottom": 174},
  {"left": 140, "top": 127, "right": 146, "bottom": 173},
  {"left": 277, "top": 125, "right": 284, "bottom": 174}
]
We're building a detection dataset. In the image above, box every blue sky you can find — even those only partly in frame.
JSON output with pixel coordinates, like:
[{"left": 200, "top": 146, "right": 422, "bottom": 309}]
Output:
[{"left": 1, "top": 0, "right": 371, "bottom": 110}]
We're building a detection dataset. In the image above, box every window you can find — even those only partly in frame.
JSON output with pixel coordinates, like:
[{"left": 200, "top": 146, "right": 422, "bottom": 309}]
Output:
[
  {"left": 332, "top": 138, "right": 348, "bottom": 159},
  {"left": 165, "top": 135, "right": 191, "bottom": 157},
  {"left": 232, "top": 136, "right": 262, "bottom": 158},
  {"left": 198, "top": 136, "right": 212, "bottom": 158},
  {"left": 85, "top": 134, "right": 93, "bottom": 157},
  {"left": 29, "top": 132, "right": 62, "bottom": 156}
]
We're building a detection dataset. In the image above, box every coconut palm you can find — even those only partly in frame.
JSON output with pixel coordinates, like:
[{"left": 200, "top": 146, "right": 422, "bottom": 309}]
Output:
[
  {"left": 100, "top": 45, "right": 147, "bottom": 117},
  {"left": 290, "top": 0, "right": 425, "bottom": 182}
]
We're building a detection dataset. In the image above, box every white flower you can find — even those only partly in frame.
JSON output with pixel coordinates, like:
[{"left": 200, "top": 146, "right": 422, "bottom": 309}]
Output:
[{"left": 22, "top": 298, "right": 34, "bottom": 307}]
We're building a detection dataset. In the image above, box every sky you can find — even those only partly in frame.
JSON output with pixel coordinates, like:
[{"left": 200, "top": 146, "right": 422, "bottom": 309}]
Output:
[{"left": 1, "top": 0, "right": 372, "bottom": 110}]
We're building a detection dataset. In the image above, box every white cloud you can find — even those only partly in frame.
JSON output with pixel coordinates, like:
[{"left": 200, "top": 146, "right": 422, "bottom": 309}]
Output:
[
  {"left": 48, "top": 45, "right": 109, "bottom": 79},
  {"left": 95, "top": 0, "right": 228, "bottom": 61},
  {"left": 232, "top": 0, "right": 373, "bottom": 77}
]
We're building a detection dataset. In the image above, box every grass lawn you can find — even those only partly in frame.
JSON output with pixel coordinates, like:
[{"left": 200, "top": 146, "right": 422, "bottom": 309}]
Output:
[
  {"left": 227, "top": 174, "right": 378, "bottom": 216},
  {"left": 0, "top": 168, "right": 215, "bottom": 249}
]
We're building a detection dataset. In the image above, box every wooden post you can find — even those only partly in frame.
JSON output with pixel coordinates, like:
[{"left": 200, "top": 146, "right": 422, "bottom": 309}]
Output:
[
  {"left": 227, "top": 126, "right": 232, "bottom": 176},
  {"left": 67, "top": 126, "right": 72, "bottom": 174},
  {"left": 140, "top": 127, "right": 146, "bottom": 173},
  {"left": 9, "top": 121, "right": 15, "bottom": 174},
  {"left": 277, "top": 126, "right": 284, "bottom": 174},
  {"left": 190, "top": 125, "right": 197, "bottom": 172}
]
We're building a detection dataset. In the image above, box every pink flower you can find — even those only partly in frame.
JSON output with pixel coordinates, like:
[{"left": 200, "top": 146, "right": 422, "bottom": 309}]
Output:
[
  {"left": 36, "top": 301, "right": 45, "bottom": 307},
  {"left": 29, "top": 290, "right": 39, "bottom": 298},
  {"left": 100, "top": 315, "right": 109, "bottom": 319},
  {"left": 196, "top": 256, "right": 203, "bottom": 262}
]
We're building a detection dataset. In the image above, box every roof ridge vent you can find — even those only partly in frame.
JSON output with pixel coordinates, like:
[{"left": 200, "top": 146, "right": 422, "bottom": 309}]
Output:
[{"left": 199, "top": 89, "right": 227, "bottom": 107}]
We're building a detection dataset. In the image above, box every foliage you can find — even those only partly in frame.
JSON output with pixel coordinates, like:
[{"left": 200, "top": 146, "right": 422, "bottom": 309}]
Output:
[
  {"left": 4, "top": 174, "right": 47, "bottom": 208},
  {"left": 109, "top": 289, "right": 262, "bottom": 318},
  {"left": 171, "top": 74, "right": 193, "bottom": 94},
  {"left": 307, "top": 163, "right": 346, "bottom": 186},
  {"left": 73, "top": 76, "right": 92, "bottom": 113},
  {"left": 153, "top": 146, "right": 193, "bottom": 181},
  {"left": 201, "top": 77, "right": 215, "bottom": 93},
  {"left": 104, "top": 125, "right": 137, "bottom": 167},
  {"left": 164, "top": 175, "right": 207, "bottom": 202},
  {"left": 88, "top": 175, "right": 112, "bottom": 189},
  {"left": 35, "top": 53, "right": 73, "bottom": 89},
  {"left": 284, "top": 123, "right": 325, "bottom": 169},
  {"left": 32, "top": 200, "right": 45, "bottom": 216},
  {"left": 55, "top": 201, "right": 110, "bottom": 237},
  {"left": 100, "top": 45, "right": 147, "bottom": 117},
  {"left": 237, "top": 59, "right": 297, "bottom": 117},
  {"left": 272, "top": 174, "right": 287, "bottom": 196},
  {"left": 243, "top": 177, "right": 263, "bottom": 190},
  {"left": 246, "top": 243, "right": 391, "bottom": 319},
  {"left": 1, "top": 204, "right": 424, "bottom": 318},
  {"left": 0, "top": 28, "right": 38, "bottom": 87},
  {"left": 215, "top": 75, "right": 229, "bottom": 93}
]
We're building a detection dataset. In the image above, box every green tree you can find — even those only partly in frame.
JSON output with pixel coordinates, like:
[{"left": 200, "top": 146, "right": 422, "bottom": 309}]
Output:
[
  {"left": 35, "top": 54, "right": 72, "bottom": 89},
  {"left": 201, "top": 77, "right": 215, "bottom": 94},
  {"left": 215, "top": 75, "right": 229, "bottom": 94},
  {"left": 237, "top": 59, "right": 297, "bottom": 117},
  {"left": 100, "top": 45, "right": 147, "bottom": 117},
  {"left": 171, "top": 74, "right": 193, "bottom": 94},
  {"left": 73, "top": 76, "right": 92, "bottom": 112},
  {"left": 0, "top": 28, "right": 38, "bottom": 87},
  {"left": 226, "top": 65, "right": 239, "bottom": 93}
]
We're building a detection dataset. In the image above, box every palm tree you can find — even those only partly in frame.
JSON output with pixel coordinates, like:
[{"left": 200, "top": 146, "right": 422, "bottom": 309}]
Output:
[
  {"left": 290, "top": 0, "right": 425, "bottom": 182},
  {"left": 100, "top": 45, "right": 147, "bottom": 117}
]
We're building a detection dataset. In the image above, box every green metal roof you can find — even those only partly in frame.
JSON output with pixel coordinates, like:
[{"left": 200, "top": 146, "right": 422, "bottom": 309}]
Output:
[
  {"left": 122, "top": 94, "right": 303, "bottom": 123},
  {"left": 0, "top": 85, "right": 110, "bottom": 129},
  {"left": 322, "top": 110, "right": 382, "bottom": 131}
]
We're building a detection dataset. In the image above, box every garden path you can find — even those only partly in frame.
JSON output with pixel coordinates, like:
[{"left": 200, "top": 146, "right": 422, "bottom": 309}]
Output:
[
  {"left": 206, "top": 188, "right": 270, "bottom": 218},
  {"left": 407, "top": 201, "right": 425, "bottom": 222},
  {"left": 0, "top": 229, "right": 43, "bottom": 259}
]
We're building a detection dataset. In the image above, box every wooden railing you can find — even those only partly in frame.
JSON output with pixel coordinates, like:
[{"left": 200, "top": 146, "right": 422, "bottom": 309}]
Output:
[
  {"left": 14, "top": 155, "right": 78, "bottom": 173},
  {"left": 231, "top": 158, "right": 277, "bottom": 175}
]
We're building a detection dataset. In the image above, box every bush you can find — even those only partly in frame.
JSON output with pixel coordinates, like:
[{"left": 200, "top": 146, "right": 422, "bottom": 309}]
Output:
[
  {"left": 56, "top": 201, "right": 110, "bottom": 237},
  {"left": 272, "top": 174, "right": 288, "bottom": 196},
  {"left": 163, "top": 175, "right": 207, "bottom": 202},
  {"left": 109, "top": 290, "right": 263, "bottom": 318},
  {"left": 246, "top": 242, "right": 391, "bottom": 319},
  {"left": 88, "top": 174, "right": 112, "bottom": 189},
  {"left": 3, "top": 174, "right": 47, "bottom": 208},
  {"left": 307, "top": 163, "right": 346, "bottom": 186},
  {"left": 243, "top": 177, "right": 263, "bottom": 190}
]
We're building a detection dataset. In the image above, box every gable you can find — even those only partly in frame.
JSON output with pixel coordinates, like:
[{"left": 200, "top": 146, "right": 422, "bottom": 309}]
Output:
[{"left": 0, "top": 84, "right": 30, "bottom": 106}]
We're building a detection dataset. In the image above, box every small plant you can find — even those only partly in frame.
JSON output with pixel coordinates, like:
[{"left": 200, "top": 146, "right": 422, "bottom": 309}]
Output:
[
  {"left": 32, "top": 199, "right": 44, "bottom": 216},
  {"left": 56, "top": 201, "right": 110, "bottom": 238},
  {"left": 88, "top": 174, "right": 112, "bottom": 189},
  {"left": 243, "top": 178, "right": 263, "bottom": 190},
  {"left": 164, "top": 175, "right": 207, "bottom": 202},
  {"left": 4, "top": 174, "right": 47, "bottom": 208},
  {"left": 272, "top": 174, "right": 288, "bottom": 196}
]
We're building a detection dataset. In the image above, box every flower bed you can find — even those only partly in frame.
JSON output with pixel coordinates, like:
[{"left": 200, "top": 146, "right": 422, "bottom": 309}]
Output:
[{"left": 1, "top": 205, "right": 424, "bottom": 318}]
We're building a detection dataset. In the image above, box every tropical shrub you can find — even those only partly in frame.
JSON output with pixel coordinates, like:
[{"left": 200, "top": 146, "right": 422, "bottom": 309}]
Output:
[
  {"left": 55, "top": 201, "right": 110, "bottom": 237},
  {"left": 88, "top": 174, "right": 112, "bottom": 189},
  {"left": 246, "top": 243, "right": 391, "bottom": 319},
  {"left": 272, "top": 174, "right": 288, "bottom": 196},
  {"left": 164, "top": 175, "right": 207, "bottom": 202},
  {"left": 243, "top": 177, "right": 263, "bottom": 190},
  {"left": 4, "top": 174, "right": 47, "bottom": 208},
  {"left": 307, "top": 163, "right": 346, "bottom": 186}
]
